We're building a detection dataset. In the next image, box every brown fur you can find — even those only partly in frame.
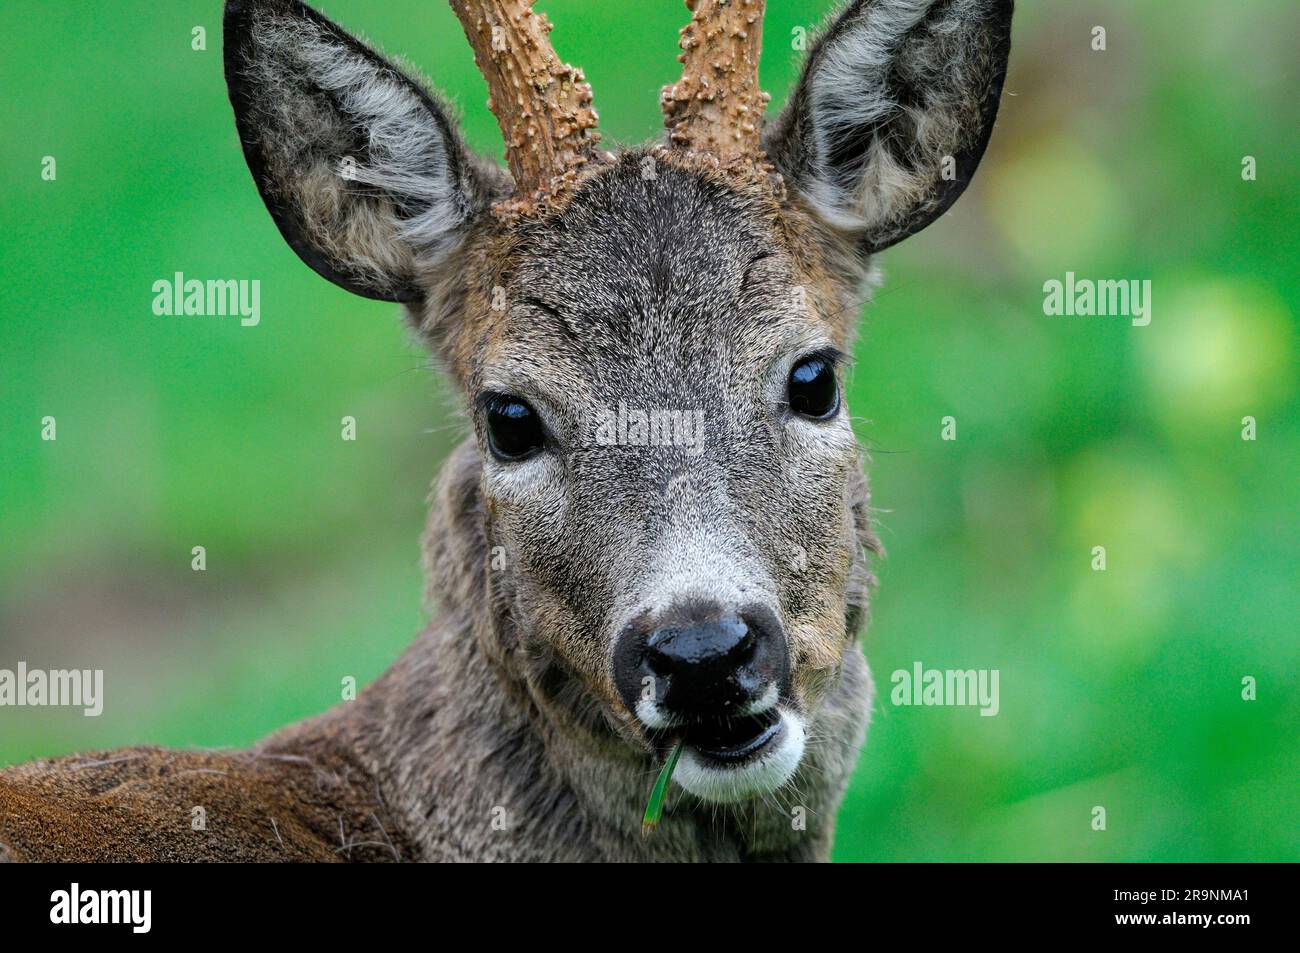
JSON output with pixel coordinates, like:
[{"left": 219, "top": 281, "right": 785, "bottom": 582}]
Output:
[{"left": 0, "top": 744, "right": 408, "bottom": 862}]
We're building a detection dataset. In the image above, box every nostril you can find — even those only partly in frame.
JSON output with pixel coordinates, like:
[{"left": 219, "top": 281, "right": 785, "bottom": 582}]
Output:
[
  {"left": 645, "top": 643, "right": 675, "bottom": 678},
  {"left": 729, "top": 620, "right": 758, "bottom": 666}
]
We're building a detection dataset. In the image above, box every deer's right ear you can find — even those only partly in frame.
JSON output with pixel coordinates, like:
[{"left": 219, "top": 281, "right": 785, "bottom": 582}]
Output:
[
  {"left": 223, "top": 0, "right": 496, "bottom": 302},
  {"left": 764, "top": 0, "right": 1013, "bottom": 255}
]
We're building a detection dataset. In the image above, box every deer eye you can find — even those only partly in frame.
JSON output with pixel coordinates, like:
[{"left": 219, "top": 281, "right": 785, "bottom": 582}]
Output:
[
  {"left": 788, "top": 353, "right": 840, "bottom": 420},
  {"left": 484, "top": 394, "right": 545, "bottom": 460}
]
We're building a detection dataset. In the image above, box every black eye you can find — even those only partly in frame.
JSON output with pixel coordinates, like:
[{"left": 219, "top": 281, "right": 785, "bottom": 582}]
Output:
[
  {"left": 787, "top": 353, "right": 840, "bottom": 420},
  {"left": 484, "top": 394, "right": 545, "bottom": 460}
]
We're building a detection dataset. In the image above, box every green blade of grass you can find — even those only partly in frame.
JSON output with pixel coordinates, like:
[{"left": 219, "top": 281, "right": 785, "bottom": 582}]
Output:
[{"left": 641, "top": 742, "right": 684, "bottom": 837}]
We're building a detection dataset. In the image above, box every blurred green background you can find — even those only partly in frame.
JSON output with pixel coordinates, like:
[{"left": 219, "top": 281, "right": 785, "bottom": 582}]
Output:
[{"left": 1, "top": 1, "right": 1296, "bottom": 861}]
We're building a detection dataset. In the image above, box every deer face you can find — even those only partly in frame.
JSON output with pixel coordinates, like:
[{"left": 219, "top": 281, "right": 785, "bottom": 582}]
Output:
[
  {"left": 464, "top": 157, "right": 875, "bottom": 801},
  {"left": 225, "top": 0, "right": 1012, "bottom": 804}
]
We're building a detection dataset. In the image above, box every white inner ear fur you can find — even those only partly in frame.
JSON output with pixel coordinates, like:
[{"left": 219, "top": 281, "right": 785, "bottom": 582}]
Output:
[
  {"left": 252, "top": 13, "right": 469, "bottom": 271},
  {"left": 804, "top": 0, "right": 982, "bottom": 232}
]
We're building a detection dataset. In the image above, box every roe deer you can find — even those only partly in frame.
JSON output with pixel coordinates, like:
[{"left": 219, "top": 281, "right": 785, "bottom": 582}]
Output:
[{"left": 0, "top": 0, "right": 1012, "bottom": 862}]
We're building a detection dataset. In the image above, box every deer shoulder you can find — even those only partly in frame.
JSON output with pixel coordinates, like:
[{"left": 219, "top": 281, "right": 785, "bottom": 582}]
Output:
[{"left": 0, "top": 731, "right": 408, "bottom": 862}]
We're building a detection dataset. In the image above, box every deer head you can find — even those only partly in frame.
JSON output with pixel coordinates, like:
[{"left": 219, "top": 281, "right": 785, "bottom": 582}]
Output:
[{"left": 224, "top": 0, "right": 1012, "bottom": 807}]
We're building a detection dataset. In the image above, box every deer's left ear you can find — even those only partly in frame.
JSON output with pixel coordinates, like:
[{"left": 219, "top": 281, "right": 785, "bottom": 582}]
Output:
[
  {"left": 764, "top": 0, "right": 1013, "bottom": 253},
  {"left": 223, "top": 0, "right": 499, "bottom": 302}
]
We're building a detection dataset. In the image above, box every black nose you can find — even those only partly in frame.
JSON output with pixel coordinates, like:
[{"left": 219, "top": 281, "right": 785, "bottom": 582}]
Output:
[
  {"left": 647, "top": 615, "right": 756, "bottom": 681},
  {"left": 614, "top": 604, "right": 787, "bottom": 719}
]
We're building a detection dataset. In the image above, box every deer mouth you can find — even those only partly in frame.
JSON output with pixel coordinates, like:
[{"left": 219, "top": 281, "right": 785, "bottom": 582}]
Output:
[
  {"left": 665, "top": 706, "right": 807, "bottom": 803},
  {"left": 677, "top": 708, "right": 782, "bottom": 764}
]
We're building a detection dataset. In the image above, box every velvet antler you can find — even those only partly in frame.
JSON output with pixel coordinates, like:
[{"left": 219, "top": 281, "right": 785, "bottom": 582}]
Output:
[
  {"left": 661, "top": 0, "right": 769, "bottom": 160},
  {"left": 449, "top": 0, "right": 600, "bottom": 202}
]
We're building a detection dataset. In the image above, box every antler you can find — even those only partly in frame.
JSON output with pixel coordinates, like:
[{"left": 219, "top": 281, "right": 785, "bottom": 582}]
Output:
[
  {"left": 449, "top": 0, "right": 600, "bottom": 202},
  {"left": 661, "top": 0, "right": 769, "bottom": 160}
]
